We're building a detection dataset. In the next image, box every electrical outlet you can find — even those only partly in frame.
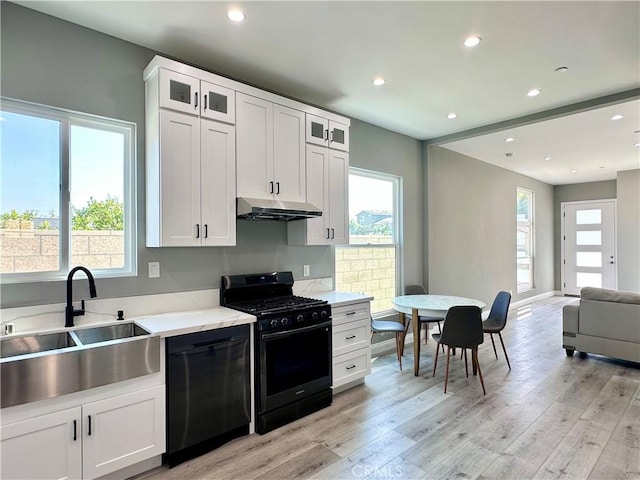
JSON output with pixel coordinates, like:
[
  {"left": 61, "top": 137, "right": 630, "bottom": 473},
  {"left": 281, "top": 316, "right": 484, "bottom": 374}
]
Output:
[
  {"left": 303, "top": 265, "right": 310, "bottom": 277},
  {"left": 148, "top": 262, "right": 160, "bottom": 278}
]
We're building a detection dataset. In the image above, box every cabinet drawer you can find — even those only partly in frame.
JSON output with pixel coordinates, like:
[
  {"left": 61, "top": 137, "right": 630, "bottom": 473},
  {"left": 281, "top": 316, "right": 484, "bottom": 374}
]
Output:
[
  {"left": 332, "top": 348, "right": 371, "bottom": 388},
  {"left": 332, "top": 302, "right": 370, "bottom": 326},
  {"left": 333, "top": 318, "right": 369, "bottom": 356}
]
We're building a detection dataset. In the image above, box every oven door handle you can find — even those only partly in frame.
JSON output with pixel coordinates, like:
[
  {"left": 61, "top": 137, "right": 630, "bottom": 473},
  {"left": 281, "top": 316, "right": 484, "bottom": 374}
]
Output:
[{"left": 261, "top": 320, "right": 332, "bottom": 340}]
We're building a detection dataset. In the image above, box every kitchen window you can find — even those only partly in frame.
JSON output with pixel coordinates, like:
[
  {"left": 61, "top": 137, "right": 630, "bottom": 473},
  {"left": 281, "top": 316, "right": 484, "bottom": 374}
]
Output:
[
  {"left": 517, "top": 187, "right": 534, "bottom": 292},
  {"left": 0, "top": 99, "right": 136, "bottom": 282},
  {"left": 335, "top": 168, "right": 401, "bottom": 314}
]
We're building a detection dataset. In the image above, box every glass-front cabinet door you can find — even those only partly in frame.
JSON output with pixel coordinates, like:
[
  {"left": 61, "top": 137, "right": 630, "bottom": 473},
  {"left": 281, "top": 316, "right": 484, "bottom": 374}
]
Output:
[
  {"left": 159, "top": 69, "right": 200, "bottom": 115},
  {"left": 201, "top": 81, "right": 235, "bottom": 124},
  {"left": 305, "top": 113, "right": 329, "bottom": 147},
  {"left": 329, "top": 120, "right": 349, "bottom": 151}
]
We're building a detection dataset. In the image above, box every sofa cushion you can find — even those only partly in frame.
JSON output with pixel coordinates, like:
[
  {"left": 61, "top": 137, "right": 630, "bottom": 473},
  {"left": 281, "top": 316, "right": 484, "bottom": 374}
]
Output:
[
  {"left": 579, "top": 299, "right": 640, "bottom": 343},
  {"left": 581, "top": 287, "right": 640, "bottom": 304}
]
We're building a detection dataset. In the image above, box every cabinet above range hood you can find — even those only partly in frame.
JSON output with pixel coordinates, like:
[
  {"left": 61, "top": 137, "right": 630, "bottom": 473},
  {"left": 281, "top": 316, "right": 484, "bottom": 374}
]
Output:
[{"left": 237, "top": 197, "right": 322, "bottom": 221}]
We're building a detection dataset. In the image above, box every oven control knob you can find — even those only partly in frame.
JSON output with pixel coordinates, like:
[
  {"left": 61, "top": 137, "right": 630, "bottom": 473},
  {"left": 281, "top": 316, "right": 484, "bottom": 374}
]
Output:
[
  {"left": 270, "top": 319, "right": 280, "bottom": 328},
  {"left": 296, "top": 314, "right": 304, "bottom": 323},
  {"left": 320, "top": 310, "right": 328, "bottom": 319},
  {"left": 282, "top": 317, "right": 290, "bottom": 326},
  {"left": 312, "top": 312, "right": 319, "bottom": 320}
]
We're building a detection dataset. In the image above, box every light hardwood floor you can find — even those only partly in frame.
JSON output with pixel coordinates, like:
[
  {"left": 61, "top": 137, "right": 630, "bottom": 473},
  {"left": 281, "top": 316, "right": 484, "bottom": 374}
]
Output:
[{"left": 140, "top": 296, "right": 640, "bottom": 480}]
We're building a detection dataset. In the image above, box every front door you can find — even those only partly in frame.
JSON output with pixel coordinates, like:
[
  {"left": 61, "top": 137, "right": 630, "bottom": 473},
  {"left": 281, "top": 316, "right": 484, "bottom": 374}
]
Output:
[{"left": 562, "top": 200, "right": 616, "bottom": 295}]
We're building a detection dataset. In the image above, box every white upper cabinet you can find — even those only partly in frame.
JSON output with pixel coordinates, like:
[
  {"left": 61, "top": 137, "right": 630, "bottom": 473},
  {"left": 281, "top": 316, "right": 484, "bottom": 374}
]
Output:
[
  {"left": 306, "top": 113, "right": 349, "bottom": 151},
  {"left": 201, "top": 81, "right": 235, "bottom": 124},
  {"left": 236, "top": 93, "right": 306, "bottom": 203},
  {"left": 158, "top": 69, "right": 235, "bottom": 124},
  {"left": 288, "top": 145, "right": 348, "bottom": 245},
  {"left": 146, "top": 64, "right": 237, "bottom": 247}
]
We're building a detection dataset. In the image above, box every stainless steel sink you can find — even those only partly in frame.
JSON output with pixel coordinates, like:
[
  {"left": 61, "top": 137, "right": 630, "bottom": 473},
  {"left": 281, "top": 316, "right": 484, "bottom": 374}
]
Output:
[
  {"left": 0, "top": 331, "right": 77, "bottom": 359},
  {"left": 1, "top": 322, "right": 160, "bottom": 408},
  {"left": 72, "top": 322, "right": 150, "bottom": 345}
]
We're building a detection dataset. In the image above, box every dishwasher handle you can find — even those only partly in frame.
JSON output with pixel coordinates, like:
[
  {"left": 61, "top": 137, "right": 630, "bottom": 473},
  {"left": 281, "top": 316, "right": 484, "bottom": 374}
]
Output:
[{"left": 168, "top": 336, "right": 246, "bottom": 355}]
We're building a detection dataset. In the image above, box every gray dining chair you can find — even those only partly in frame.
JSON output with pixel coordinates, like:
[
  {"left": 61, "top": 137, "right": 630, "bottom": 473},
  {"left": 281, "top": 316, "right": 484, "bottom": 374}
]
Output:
[
  {"left": 404, "top": 284, "right": 444, "bottom": 352},
  {"left": 483, "top": 291, "right": 512, "bottom": 370},
  {"left": 371, "top": 317, "right": 405, "bottom": 370},
  {"left": 432, "top": 305, "right": 486, "bottom": 395}
]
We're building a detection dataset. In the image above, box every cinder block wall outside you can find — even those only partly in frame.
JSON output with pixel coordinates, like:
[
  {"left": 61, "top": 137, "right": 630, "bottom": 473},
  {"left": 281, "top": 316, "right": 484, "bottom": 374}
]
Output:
[
  {"left": 1, "top": 228, "right": 124, "bottom": 273},
  {"left": 335, "top": 238, "right": 396, "bottom": 313}
]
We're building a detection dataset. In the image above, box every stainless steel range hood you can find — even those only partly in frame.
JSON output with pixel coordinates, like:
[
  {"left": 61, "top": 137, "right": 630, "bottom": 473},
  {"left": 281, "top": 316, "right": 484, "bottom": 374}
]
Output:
[{"left": 237, "top": 197, "right": 322, "bottom": 221}]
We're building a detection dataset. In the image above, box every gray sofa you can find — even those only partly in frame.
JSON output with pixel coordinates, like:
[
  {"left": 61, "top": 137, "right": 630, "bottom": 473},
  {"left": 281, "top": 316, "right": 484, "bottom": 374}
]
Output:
[{"left": 562, "top": 287, "right": 640, "bottom": 363}]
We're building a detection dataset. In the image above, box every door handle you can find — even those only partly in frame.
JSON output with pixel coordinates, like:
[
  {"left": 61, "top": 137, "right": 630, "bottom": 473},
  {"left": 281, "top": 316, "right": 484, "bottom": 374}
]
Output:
[
  {"left": 326, "top": 228, "right": 330, "bottom": 239},
  {"left": 269, "top": 181, "right": 274, "bottom": 194},
  {"left": 331, "top": 228, "right": 335, "bottom": 239},
  {"left": 203, "top": 94, "right": 207, "bottom": 111},
  {"left": 73, "top": 420, "right": 77, "bottom": 441},
  {"left": 87, "top": 415, "right": 92, "bottom": 436},
  {"left": 194, "top": 92, "right": 198, "bottom": 109},
  {"left": 324, "top": 129, "right": 329, "bottom": 141},
  {"left": 276, "top": 182, "right": 280, "bottom": 194},
  {"left": 204, "top": 224, "right": 208, "bottom": 239}
]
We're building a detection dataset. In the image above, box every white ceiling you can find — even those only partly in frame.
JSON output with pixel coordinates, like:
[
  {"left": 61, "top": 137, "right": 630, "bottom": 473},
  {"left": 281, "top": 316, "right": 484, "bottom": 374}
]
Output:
[{"left": 15, "top": 0, "right": 640, "bottom": 185}]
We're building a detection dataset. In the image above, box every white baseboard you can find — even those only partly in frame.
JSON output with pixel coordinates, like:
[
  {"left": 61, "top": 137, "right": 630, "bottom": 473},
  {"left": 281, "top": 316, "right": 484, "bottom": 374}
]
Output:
[{"left": 511, "top": 290, "right": 556, "bottom": 309}]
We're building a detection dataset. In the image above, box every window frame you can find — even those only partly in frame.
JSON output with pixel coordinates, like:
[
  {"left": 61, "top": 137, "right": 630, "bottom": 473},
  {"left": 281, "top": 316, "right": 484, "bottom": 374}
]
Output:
[
  {"left": 0, "top": 98, "right": 137, "bottom": 283},
  {"left": 516, "top": 187, "right": 534, "bottom": 293},
  {"left": 335, "top": 167, "right": 402, "bottom": 316}
]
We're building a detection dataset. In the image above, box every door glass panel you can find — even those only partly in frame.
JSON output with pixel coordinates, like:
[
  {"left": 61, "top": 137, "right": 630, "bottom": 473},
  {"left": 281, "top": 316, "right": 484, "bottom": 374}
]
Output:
[
  {"left": 576, "top": 230, "right": 601, "bottom": 245},
  {"left": 311, "top": 121, "right": 324, "bottom": 139},
  {"left": 169, "top": 80, "right": 191, "bottom": 104},
  {"left": 576, "top": 252, "right": 602, "bottom": 268},
  {"left": 332, "top": 128, "right": 345, "bottom": 144},
  {"left": 207, "top": 92, "right": 227, "bottom": 114},
  {"left": 576, "top": 272, "right": 602, "bottom": 288},
  {"left": 576, "top": 209, "right": 601, "bottom": 225}
]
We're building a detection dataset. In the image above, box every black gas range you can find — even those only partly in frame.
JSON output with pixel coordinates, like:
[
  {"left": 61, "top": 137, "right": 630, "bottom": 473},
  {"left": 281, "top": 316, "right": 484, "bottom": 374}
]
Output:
[{"left": 220, "top": 271, "right": 332, "bottom": 434}]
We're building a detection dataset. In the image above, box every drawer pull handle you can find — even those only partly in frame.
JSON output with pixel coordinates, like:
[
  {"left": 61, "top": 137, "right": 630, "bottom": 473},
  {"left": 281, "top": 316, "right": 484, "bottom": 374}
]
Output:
[
  {"left": 346, "top": 311, "right": 356, "bottom": 316},
  {"left": 346, "top": 364, "right": 356, "bottom": 370},
  {"left": 346, "top": 335, "right": 356, "bottom": 340}
]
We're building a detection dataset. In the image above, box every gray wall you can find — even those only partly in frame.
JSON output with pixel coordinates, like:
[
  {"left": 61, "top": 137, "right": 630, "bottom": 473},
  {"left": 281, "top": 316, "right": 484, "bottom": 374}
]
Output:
[
  {"left": 0, "top": 2, "right": 423, "bottom": 308},
  {"left": 616, "top": 169, "right": 640, "bottom": 292},
  {"left": 349, "top": 119, "right": 423, "bottom": 287},
  {"left": 425, "top": 146, "right": 555, "bottom": 306},
  {"left": 553, "top": 180, "right": 617, "bottom": 290}
]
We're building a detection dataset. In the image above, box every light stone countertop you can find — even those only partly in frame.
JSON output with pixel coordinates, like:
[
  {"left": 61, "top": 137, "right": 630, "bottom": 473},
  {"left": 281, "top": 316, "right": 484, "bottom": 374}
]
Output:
[
  {"left": 133, "top": 307, "right": 256, "bottom": 338},
  {"left": 308, "top": 291, "right": 374, "bottom": 307}
]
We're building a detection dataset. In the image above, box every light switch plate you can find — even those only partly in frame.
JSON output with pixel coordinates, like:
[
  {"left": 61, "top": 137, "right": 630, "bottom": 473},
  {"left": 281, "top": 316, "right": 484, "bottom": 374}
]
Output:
[
  {"left": 303, "top": 265, "right": 310, "bottom": 277},
  {"left": 148, "top": 262, "right": 160, "bottom": 278}
]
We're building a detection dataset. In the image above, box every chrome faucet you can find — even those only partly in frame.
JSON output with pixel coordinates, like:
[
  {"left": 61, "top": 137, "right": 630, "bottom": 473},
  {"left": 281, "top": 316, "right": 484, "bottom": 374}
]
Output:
[{"left": 65, "top": 266, "right": 97, "bottom": 328}]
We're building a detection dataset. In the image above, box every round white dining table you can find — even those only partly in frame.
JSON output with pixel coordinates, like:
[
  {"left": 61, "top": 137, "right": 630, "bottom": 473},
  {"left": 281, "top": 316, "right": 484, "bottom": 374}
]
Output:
[{"left": 392, "top": 294, "right": 486, "bottom": 376}]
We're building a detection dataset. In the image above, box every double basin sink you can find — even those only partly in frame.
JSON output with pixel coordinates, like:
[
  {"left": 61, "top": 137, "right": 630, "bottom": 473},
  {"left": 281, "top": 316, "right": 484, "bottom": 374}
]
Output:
[{"left": 1, "top": 323, "right": 160, "bottom": 408}]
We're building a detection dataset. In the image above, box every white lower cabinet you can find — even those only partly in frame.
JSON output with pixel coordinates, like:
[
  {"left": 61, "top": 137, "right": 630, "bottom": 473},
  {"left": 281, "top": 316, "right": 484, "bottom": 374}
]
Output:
[
  {"left": 332, "top": 301, "right": 372, "bottom": 389},
  {"left": 0, "top": 386, "right": 165, "bottom": 480}
]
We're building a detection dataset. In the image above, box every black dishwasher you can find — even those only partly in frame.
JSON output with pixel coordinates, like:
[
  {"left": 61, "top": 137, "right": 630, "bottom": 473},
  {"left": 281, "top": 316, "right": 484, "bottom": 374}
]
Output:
[{"left": 165, "top": 325, "right": 250, "bottom": 466}]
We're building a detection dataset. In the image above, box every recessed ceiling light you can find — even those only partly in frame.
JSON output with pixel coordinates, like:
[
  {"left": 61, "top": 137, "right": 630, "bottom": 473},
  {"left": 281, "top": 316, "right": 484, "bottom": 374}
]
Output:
[
  {"left": 372, "top": 78, "right": 385, "bottom": 86},
  {"left": 571, "top": 170, "right": 577, "bottom": 173},
  {"left": 505, "top": 137, "right": 515, "bottom": 143},
  {"left": 446, "top": 113, "right": 457, "bottom": 119},
  {"left": 544, "top": 156, "right": 552, "bottom": 161},
  {"left": 464, "top": 36, "right": 482, "bottom": 48},
  {"left": 227, "top": 9, "right": 245, "bottom": 22},
  {"left": 555, "top": 66, "right": 569, "bottom": 73},
  {"left": 634, "top": 130, "right": 640, "bottom": 134},
  {"left": 611, "top": 114, "right": 624, "bottom": 121},
  {"left": 527, "top": 89, "right": 541, "bottom": 97},
  {"left": 635, "top": 142, "right": 640, "bottom": 147}
]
